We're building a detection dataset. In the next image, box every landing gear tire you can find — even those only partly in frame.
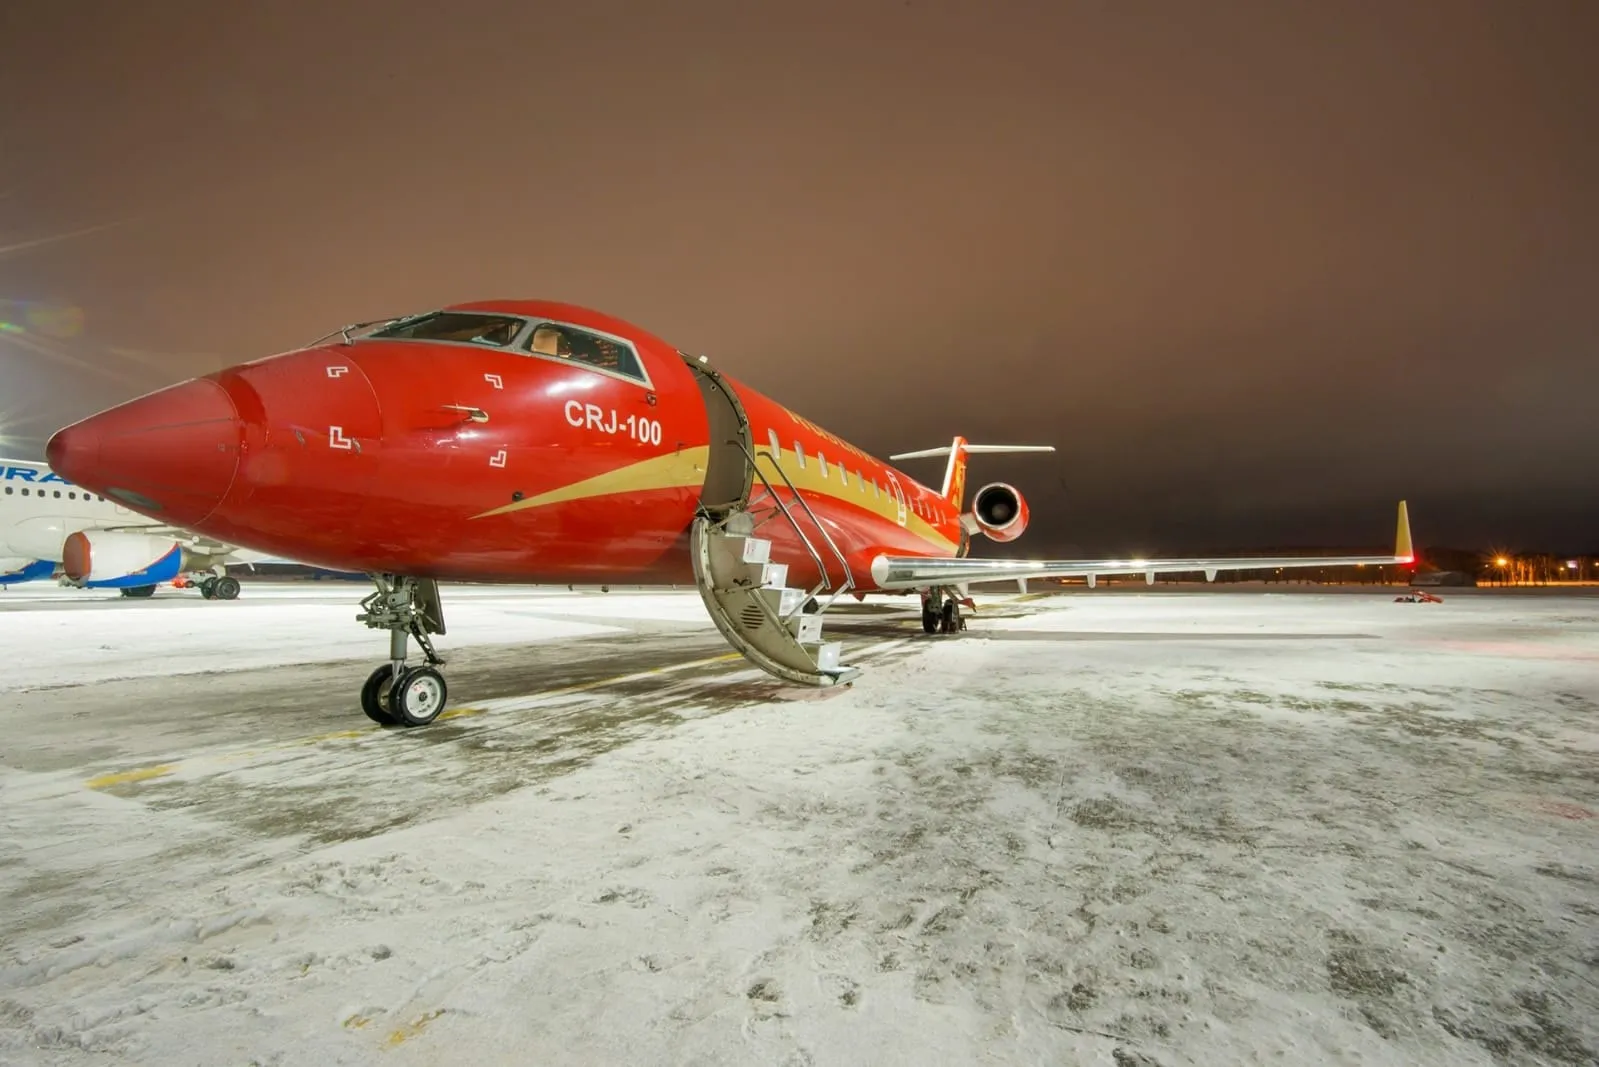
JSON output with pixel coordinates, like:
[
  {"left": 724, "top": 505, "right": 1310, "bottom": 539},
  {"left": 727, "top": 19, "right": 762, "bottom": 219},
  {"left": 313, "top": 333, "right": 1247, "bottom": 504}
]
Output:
[
  {"left": 921, "top": 591, "right": 965, "bottom": 634},
  {"left": 360, "top": 665, "right": 400, "bottom": 726},
  {"left": 199, "top": 578, "right": 217, "bottom": 599},
  {"left": 356, "top": 574, "right": 449, "bottom": 727},
  {"left": 938, "top": 596, "right": 965, "bottom": 635},
  {"left": 389, "top": 666, "right": 448, "bottom": 727},
  {"left": 121, "top": 585, "right": 156, "bottom": 598},
  {"left": 213, "top": 576, "right": 240, "bottom": 600}
]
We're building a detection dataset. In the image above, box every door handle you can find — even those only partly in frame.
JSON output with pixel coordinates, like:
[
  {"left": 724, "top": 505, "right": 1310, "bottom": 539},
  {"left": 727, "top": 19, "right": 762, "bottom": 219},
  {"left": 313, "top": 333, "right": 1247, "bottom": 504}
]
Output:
[{"left": 442, "top": 404, "right": 489, "bottom": 423}]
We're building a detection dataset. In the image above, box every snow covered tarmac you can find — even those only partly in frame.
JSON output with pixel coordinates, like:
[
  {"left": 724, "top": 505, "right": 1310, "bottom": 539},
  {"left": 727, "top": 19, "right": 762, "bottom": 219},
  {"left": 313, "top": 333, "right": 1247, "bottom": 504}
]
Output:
[{"left": 1, "top": 584, "right": 1595, "bottom": 1065}]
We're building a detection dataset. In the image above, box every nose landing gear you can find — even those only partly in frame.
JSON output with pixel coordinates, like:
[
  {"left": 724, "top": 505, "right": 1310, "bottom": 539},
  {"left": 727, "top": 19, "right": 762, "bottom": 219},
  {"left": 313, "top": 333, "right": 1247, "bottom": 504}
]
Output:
[{"left": 357, "top": 574, "right": 448, "bottom": 727}]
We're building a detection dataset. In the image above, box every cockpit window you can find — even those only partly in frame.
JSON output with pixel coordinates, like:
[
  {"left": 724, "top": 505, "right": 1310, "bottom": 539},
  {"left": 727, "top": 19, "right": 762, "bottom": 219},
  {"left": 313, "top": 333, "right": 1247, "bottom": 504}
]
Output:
[
  {"left": 523, "top": 322, "right": 646, "bottom": 383},
  {"left": 370, "top": 311, "right": 524, "bottom": 347}
]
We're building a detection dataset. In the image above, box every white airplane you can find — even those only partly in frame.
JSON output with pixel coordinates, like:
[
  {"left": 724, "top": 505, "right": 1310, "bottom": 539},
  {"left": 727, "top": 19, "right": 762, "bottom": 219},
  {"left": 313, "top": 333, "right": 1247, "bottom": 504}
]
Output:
[{"left": 0, "top": 457, "right": 279, "bottom": 598}]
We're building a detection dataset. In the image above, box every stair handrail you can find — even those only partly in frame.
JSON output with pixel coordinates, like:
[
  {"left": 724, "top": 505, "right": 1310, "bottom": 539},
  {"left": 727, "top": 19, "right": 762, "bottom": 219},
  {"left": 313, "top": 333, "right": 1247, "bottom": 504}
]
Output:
[
  {"left": 726, "top": 439, "right": 835, "bottom": 597},
  {"left": 735, "top": 439, "right": 857, "bottom": 596}
]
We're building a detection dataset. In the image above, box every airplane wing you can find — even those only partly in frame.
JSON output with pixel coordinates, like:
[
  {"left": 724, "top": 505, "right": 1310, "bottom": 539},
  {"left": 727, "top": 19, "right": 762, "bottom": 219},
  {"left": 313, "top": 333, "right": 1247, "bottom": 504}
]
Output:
[
  {"left": 870, "top": 501, "right": 1414, "bottom": 589},
  {"left": 90, "top": 521, "right": 290, "bottom": 565}
]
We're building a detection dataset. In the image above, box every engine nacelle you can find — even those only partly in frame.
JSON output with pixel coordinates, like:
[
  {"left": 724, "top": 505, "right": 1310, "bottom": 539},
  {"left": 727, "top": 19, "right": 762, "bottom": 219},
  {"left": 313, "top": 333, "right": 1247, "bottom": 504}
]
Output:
[
  {"left": 62, "top": 531, "right": 189, "bottom": 588},
  {"left": 968, "top": 482, "right": 1030, "bottom": 543}
]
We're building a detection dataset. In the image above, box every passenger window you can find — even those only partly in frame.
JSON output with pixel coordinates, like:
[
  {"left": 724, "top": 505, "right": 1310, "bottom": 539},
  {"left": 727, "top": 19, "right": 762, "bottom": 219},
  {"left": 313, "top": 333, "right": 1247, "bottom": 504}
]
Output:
[
  {"left": 371, "top": 311, "right": 523, "bottom": 347},
  {"left": 767, "top": 429, "right": 781, "bottom": 460},
  {"left": 523, "top": 322, "right": 646, "bottom": 383},
  {"left": 794, "top": 442, "right": 806, "bottom": 468}
]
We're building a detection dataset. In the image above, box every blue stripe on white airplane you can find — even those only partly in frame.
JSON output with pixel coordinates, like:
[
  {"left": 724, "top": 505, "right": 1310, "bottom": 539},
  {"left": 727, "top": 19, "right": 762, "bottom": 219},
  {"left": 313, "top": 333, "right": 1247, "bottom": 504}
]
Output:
[
  {"left": 82, "top": 544, "right": 186, "bottom": 589},
  {"left": 1, "top": 558, "right": 57, "bottom": 584}
]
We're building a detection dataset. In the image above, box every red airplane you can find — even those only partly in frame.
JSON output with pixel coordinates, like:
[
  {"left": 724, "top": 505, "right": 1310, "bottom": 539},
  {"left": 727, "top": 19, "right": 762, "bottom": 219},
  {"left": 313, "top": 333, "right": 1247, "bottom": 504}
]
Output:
[{"left": 45, "top": 300, "right": 1414, "bottom": 727}]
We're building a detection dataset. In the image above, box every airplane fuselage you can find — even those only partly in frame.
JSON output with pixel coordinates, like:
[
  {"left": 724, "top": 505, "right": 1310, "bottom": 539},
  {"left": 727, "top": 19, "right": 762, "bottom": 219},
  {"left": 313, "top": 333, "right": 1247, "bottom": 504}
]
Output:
[
  {"left": 0, "top": 461, "right": 136, "bottom": 578},
  {"left": 48, "top": 301, "right": 968, "bottom": 593}
]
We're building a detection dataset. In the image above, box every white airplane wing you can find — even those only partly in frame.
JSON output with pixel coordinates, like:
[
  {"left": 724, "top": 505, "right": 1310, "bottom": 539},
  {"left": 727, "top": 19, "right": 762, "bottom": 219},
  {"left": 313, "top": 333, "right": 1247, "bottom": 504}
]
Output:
[
  {"left": 870, "top": 501, "right": 1414, "bottom": 589},
  {"left": 92, "top": 520, "right": 234, "bottom": 553},
  {"left": 89, "top": 521, "right": 290, "bottom": 565}
]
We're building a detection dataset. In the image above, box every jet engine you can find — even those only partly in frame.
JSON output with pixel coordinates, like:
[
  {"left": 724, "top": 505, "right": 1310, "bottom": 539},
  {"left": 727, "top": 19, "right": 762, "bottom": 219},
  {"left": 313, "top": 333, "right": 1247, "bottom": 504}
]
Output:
[
  {"left": 62, "top": 531, "right": 189, "bottom": 588},
  {"left": 968, "top": 482, "right": 1030, "bottom": 543}
]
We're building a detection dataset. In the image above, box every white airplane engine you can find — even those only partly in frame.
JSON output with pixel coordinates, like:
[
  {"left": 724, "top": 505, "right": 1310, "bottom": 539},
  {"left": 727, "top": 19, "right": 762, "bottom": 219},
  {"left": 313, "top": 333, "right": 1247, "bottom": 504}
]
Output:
[
  {"left": 62, "top": 531, "right": 189, "bottom": 587},
  {"left": 968, "top": 482, "right": 1030, "bottom": 543}
]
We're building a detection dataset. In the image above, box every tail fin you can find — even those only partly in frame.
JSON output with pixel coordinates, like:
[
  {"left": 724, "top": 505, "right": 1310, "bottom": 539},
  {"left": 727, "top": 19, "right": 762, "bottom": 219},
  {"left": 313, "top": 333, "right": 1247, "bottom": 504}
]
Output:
[
  {"left": 943, "top": 436, "right": 969, "bottom": 510},
  {"left": 888, "top": 440, "right": 1057, "bottom": 511}
]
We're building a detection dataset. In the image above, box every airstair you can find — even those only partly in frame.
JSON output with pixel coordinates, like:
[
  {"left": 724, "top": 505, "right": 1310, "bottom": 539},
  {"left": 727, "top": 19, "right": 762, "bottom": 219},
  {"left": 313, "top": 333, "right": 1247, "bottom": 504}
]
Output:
[{"left": 685, "top": 361, "right": 859, "bottom": 686}]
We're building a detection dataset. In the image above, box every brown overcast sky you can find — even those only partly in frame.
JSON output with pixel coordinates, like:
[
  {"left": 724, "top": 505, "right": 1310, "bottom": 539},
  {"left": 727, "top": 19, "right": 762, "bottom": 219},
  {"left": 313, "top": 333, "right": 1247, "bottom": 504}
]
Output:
[{"left": 1, "top": 0, "right": 1595, "bottom": 552}]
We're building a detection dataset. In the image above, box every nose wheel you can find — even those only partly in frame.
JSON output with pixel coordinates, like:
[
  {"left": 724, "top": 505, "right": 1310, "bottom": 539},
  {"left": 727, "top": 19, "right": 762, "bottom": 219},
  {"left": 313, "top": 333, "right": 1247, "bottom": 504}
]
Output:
[
  {"left": 360, "top": 663, "right": 450, "bottom": 727},
  {"left": 357, "top": 574, "right": 449, "bottom": 727}
]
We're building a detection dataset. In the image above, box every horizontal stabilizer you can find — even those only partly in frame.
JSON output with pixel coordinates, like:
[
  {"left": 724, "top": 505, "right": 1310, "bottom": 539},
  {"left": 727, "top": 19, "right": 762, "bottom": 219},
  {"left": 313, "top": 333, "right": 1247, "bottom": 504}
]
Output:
[{"left": 890, "top": 444, "right": 1056, "bottom": 460}]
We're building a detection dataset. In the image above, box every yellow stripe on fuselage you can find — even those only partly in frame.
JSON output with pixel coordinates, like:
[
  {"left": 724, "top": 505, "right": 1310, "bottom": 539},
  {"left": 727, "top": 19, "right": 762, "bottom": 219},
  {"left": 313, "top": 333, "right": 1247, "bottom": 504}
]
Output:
[
  {"left": 752, "top": 447, "right": 958, "bottom": 555},
  {"left": 471, "top": 445, "right": 710, "bottom": 520},
  {"left": 465, "top": 439, "right": 956, "bottom": 556}
]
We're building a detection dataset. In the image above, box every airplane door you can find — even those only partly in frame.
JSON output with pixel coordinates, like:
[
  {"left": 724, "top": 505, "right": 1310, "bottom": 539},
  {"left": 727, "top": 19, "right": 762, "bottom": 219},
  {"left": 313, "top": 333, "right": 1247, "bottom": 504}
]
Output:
[
  {"left": 683, "top": 360, "right": 753, "bottom": 517},
  {"left": 885, "top": 471, "right": 908, "bottom": 527}
]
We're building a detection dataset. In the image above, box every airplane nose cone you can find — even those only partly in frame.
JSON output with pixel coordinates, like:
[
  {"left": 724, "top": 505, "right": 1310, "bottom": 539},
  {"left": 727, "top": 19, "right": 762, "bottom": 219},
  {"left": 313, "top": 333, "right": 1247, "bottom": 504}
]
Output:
[{"left": 46, "top": 377, "right": 243, "bottom": 526}]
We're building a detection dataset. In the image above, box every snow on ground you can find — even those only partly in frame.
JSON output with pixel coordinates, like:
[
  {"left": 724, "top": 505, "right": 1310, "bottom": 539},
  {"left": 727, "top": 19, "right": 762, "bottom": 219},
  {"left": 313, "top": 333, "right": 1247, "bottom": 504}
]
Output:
[
  {"left": 1, "top": 588, "right": 1596, "bottom": 1066},
  {"left": 0, "top": 584, "right": 708, "bottom": 692}
]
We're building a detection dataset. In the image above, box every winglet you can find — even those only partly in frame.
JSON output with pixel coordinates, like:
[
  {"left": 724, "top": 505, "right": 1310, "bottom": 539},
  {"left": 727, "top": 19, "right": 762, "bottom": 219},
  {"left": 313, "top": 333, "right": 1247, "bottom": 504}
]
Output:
[{"left": 1395, "top": 500, "right": 1413, "bottom": 563}]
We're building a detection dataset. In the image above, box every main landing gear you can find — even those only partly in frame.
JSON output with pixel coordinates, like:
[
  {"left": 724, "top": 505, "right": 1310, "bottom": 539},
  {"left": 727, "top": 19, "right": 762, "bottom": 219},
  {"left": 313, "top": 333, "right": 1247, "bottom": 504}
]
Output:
[
  {"left": 198, "top": 575, "right": 240, "bottom": 600},
  {"left": 357, "top": 574, "right": 449, "bottom": 728},
  {"left": 921, "top": 589, "right": 968, "bottom": 635}
]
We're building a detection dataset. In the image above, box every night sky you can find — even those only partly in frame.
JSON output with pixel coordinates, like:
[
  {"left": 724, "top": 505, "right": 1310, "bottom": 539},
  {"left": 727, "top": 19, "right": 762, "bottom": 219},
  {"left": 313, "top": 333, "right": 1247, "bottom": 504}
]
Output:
[{"left": 2, "top": 1, "right": 1595, "bottom": 554}]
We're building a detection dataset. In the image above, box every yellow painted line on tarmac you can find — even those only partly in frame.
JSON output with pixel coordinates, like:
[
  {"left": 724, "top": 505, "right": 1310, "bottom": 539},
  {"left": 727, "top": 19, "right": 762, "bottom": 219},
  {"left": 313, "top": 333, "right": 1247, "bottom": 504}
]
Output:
[
  {"left": 436, "top": 705, "right": 487, "bottom": 722},
  {"left": 83, "top": 651, "right": 748, "bottom": 791},
  {"left": 384, "top": 1009, "right": 445, "bottom": 1048},
  {"left": 84, "top": 763, "right": 177, "bottom": 790}
]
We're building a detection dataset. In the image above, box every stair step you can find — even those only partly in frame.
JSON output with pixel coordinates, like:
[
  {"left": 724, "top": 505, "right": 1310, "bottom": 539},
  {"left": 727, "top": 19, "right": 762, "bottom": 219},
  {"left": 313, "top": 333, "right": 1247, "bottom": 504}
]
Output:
[
  {"left": 709, "top": 534, "right": 780, "bottom": 590},
  {"left": 805, "top": 640, "right": 843, "bottom": 673},
  {"left": 787, "top": 612, "right": 825, "bottom": 644},
  {"left": 709, "top": 532, "right": 770, "bottom": 563},
  {"left": 757, "top": 585, "right": 807, "bottom": 619}
]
